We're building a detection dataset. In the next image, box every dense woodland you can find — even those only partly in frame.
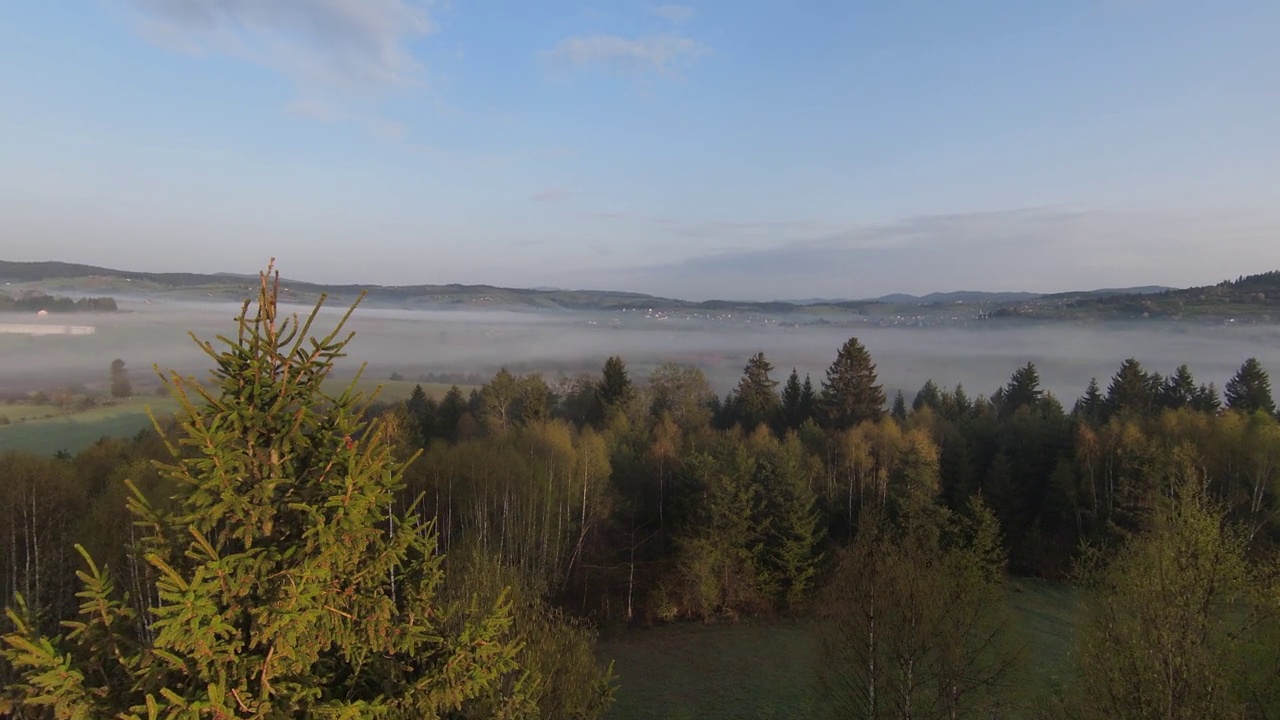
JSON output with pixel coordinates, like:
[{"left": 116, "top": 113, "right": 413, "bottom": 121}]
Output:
[{"left": 3, "top": 269, "right": 1280, "bottom": 718}]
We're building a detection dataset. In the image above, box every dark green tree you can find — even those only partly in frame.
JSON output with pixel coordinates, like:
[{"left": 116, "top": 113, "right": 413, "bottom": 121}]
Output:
[
  {"left": 1224, "top": 357, "right": 1275, "bottom": 415},
  {"left": 912, "top": 379, "right": 941, "bottom": 413},
  {"left": 1, "top": 266, "right": 534, "bottom": 718},
  {"left": 821, "top": 337, "right": 885, "bottom": 429},
  {"left": 731, "top": 352, "right": 781, "bottom": 431},
  {"left": 1073, "top": 377, "right": 1105, "bottom": 423},
  {"left": 437, "top": 384, "right": 468, "bottom": 441},
  {"left": 891, "top": 391, "right": 908, "bottom": 422},
  {"left": 1159, "top": 364, "right": 1197, "bottom": 410},
  {"left": 1106, "top": 358, "right": 1156, "bottom": 417},
  {"left": 1191, "top": 382, "right": 1222, "bottom": 414},
  {"left": 781, "top": 368, "right": 807, "bottom": 429},
  {"left": 997, "top": 362, "right": 1042, "bottom": 418},
  {"left": 595, "top": 356, "right": 635, "bottom": 423},
  {"left": 109, "top": 358, "right": 131, "bottom": 399}
]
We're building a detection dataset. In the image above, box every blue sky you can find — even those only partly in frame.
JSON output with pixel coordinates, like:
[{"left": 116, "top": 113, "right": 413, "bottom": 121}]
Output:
[{"left": 2, "top": 1, "right": 1278, "bottom": 300}]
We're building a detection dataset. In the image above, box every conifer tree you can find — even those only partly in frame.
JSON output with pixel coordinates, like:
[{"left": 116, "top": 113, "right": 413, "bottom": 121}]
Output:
[
  {"left": 1106, "top": 358, "right": 1156, "bottom": 417},
  {"left": 1073, "top": 378, "right": 1105, "bottom": 423},
  {"left": 1, "top": 264, "right": 534, "bottom": 718},
  {"left": 732, "top": 353, "right": 781, "bottom": 431},
  {"left": 1224, "top": 357, "right": 1275, "bottom": 416},
  {"left": 781, "top": 368, "right": 805, "bottom": 429},
  {"left": 821, "top": 337, "right": 885, "bottom": 429},
  {"left": 891, "top": 391, "right": 908, "bottom": 422},
  {"left": 1159, "top": 364, "right": 1197, "bottom": 410}
]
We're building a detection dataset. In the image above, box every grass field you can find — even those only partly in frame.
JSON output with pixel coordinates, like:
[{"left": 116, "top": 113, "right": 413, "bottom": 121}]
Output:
[
  {"left": 0, "top": 380, "right": 469, "bottom": 457},
  {"left": 600, "top": 578, "right": 1080, "bottom": 720},
  {"left": 0, "top": 398, "right": 180, "bottom": 456}
]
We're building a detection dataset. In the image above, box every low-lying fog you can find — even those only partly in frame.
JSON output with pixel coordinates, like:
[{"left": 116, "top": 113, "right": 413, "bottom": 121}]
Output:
[{"left": 3, "top": 297, "right": 1279, "bottom": 404}]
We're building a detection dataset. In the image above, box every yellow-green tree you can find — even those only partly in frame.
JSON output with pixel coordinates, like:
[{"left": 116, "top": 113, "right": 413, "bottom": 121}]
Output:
[{"left": 1, "top": 265, "right": 534, "bottom": 718}]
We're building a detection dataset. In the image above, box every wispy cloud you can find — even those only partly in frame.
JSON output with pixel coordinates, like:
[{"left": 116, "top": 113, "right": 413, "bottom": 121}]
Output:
[
  {"left": 530, "top": 188, "right": 570, "bottom": 203},
  {"left": 584, "top": 208, "right": 1280, "bottom": 301},
  {"left": 653, "top": 4, "right": 696, "bottom": 24},
  {"left": 131, "top": 0, "right": 434, "bottom": 108},
  {"left": 546, "top": 34, "right": 706, "bottom": 77}
]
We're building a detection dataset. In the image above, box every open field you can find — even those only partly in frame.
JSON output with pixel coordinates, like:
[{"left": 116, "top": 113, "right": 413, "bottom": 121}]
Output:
[
  {"left": 600, "top": 578, "right": 1079, "bottom": 720},
  {"left": 0, "top": 379, "right": 468, "bottom": 456},
  {"left": 0, "top": 398, "right": 179, "bottom": 456}
]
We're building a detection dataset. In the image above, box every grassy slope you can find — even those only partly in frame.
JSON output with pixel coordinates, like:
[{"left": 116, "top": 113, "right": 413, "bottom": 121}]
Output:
[
  {"left": 0, "top": 398, "right": 179, "bottom": 456},
  {"left": 600, "top": 578, "right": 1080, "bottom": 720},
  {"left": 0, "top": 381, "right": 470, "bottom": 456}
]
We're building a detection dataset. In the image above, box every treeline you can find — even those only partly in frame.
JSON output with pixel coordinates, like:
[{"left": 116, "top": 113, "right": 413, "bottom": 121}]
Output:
[
  {"left": 0, "top": 293, "right": 117, "bottom": 313},
  {"left": 390, "top": 342, "right": 1279, "bottom": 598}
]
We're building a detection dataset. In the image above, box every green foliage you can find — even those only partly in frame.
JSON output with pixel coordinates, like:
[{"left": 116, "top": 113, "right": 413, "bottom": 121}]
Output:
[
  {"left": 1225, "top": 357, "right": 1275, "bottom": 415},
  {"left": 820, "top": 337, "right": 885, "bottom": 429},
  {"left": 729, "top": 353, "right": 780, "bottom": 432},
  {"left": 1071, "top": 481, "right": 1280, "bottom": 719},
  {"left": 1, "top": 266, "right": 534, "bottom": 718},
  {"left": 816, "top": 505, "right": 1019, "bottom": 720}
]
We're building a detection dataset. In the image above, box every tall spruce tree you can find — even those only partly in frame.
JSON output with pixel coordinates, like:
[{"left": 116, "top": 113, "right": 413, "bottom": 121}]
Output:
[
  {"left": 1224, "top": 358, "right": 1276, "bottom": 415},
  {"left": 1106, "top": 358, "right": 1156, "bottom": 417},
  {"left": 821, "top": 337, "right": 885, "bottom": 429},
  {"left": 732, "top": 353, "right": 781, "bottom": 431},
  {"left": 781, "top": 368, "right": 806, "bottom": 429},
  {"left": 1, "top": 264, "right": 534, "bottom": 718},
  {"left": 1159, "top": 364, "right": 1197, "bottom": 410}
]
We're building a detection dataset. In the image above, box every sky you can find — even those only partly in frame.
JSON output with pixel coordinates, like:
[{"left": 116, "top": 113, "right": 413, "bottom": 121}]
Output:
[{"left": 1, "top": 1, "right": 1279, "bottom": 301}]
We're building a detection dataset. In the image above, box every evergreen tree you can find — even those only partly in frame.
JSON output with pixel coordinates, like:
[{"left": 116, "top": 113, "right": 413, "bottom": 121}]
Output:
[
  {"left": 1073, "top": 377, "right": 1106, "bottom": 423},
  {"left": 912, "top": 379, "right": 941, "bottom": 413},
  {"left": 1159, "top": 364, "right": 1197, "bottom": 410},
  {"left": 596, "top": 356, "right": 635, "bottom": 417},
  {"left": 1, "top": 266, "right": 534, "bottom": 718},
  {"left": 891, "top": 391, "right": 908, "bottom": 422},
  {"left": 109, "top": 358, "right": 131, "bottom": 399},
  {"left": 781, "top": 368, "right": 806, "bottom": 429},
  {"left": 821, "top": 337, "right": 885, "bottom": 429},
  {"left": 753, "top": 436, "right": 823, "bottom": 609},
  {"left": 437, "top": 385, "right": 467, "bottom": 441},
  {"left": 799, "top": 375, "right": 819, "bottom": 425},
  {"left": 1224, "top": 357, "right": 1275, "bottom": 415},
  {"left": 998, "top": 362, "right": 1042, "bottom": 418},
  {"left": 1191, "top": 382, "right": 1223, "bottom": 414},
  {"left": 732, "top": 352, "right": 781, "bottom": 431},
  {"left": 1106, "top": 358, "right": 1156, "bottom": 417}
]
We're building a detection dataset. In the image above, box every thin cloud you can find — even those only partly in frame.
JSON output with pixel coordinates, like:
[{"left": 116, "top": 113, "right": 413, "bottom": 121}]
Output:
[
  {"left": 131, "top": 0, "right": 434, "bottom": 103},
  {"left": 653, "top": 4, "right": 696, "bottom": 24},
  {"left": 546, "top": 34, "right": 706, "bottom": 77},
  {"left": 530, "top": 188, "right": 571, "bottom": 203}
]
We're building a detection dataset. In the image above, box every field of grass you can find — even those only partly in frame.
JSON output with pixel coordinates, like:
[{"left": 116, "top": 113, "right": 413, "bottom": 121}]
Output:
[
  {"left": 0, "top": 398, "right": 178, "bottom": 456},
  {"left": 0, "top": 379, "right": 468, "bottom": 457},
  {"left": 600, "top": 578, "right": 1081, "bottom": 720}
]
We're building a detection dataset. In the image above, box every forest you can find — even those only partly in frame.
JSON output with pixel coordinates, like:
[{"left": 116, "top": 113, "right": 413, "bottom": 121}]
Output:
[{"left": 3, "top": 268, "right": 1280, "bottom": 719}]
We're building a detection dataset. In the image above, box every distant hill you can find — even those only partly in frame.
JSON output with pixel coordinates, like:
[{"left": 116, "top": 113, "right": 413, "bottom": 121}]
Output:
[
  {"left": 0, "top": 260, "right": 1275, "bottom": 323},
  {"left": 994, "top": 273, "right": 1280, "bottom": 321}
]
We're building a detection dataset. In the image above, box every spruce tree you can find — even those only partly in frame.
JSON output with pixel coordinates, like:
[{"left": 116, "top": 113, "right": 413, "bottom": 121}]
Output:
[
  {"left": 1073, "top": 377, "right": 1105, "bottom": 423},
  {"left": 1224, "top": 358, "right": 1275, "bottom": 415},
  {"left": 1159, "top": 364, "right": 1197, "bottom": 410},
  {"left": 1106, "top": 358, "right": 1156, "bottom": 417},
  {"left": 732, "top": 353, "right": 781, "bottom": 431},
  {"left": 820, "top": 337, "right": 885, "bottom": 429},
  {"left": 781, "top": 368, "right": 805, "bottom": 429},
  {"left": 1, "top": 265, "right": 534, "bottom": 718},
  {"left": 890, "top": 391, "right": 908, "bottom": 422}
]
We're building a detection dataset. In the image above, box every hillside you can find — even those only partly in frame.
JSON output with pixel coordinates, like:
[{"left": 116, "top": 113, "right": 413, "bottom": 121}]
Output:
[
  {"left": 1, "top": 260, "right": 1276, "bottom": 323},
  {"left": 992, "top": 272, "right": 1280, "bottom": 321}
]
